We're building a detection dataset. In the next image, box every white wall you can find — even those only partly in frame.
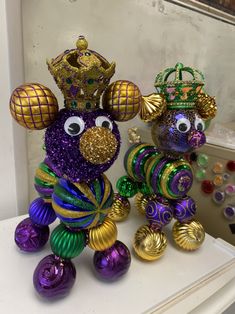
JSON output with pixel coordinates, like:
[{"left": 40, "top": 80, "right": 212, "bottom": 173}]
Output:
[
  {"left": 21, "top": 0, "right": 235, "bottom": 201},
  {"left": 0, "top": 0, "right": 28, "bottom": 219}
]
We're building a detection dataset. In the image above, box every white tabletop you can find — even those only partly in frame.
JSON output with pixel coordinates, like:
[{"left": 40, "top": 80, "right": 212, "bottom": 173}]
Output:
[{"left": 1, "top": 210, "right": 235, "bottom": 314}]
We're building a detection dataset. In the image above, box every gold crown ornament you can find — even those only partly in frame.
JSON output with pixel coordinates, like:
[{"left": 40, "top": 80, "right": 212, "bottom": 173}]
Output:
[{"left": 47, "top": 36, "right": 116, "bottom": 111}]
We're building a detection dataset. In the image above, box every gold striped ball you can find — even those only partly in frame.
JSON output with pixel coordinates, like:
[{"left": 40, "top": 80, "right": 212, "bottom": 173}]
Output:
[
  {"left": 102, "top": 80, "right": 142, "bottom": 121},
  {"left": 196, "top": 93, "right": 217, "bottom": 119},
  {"left": 133, "top": 225, "right": 167, "bottom": 261},
  {"left": 9, "top": 83, "right": 58, "bottom": 130},
  {"left": 173, "top": 220, "right": 205, "bottom": 251},
  {"left": 134, "top": 192, "right": 157, "bottom": 215},
  {"left": 88, "top": 217, "right": 117, "bottom": 251},
  {"left": 108, "top": 193, "right": 130, "bottom": 222}
]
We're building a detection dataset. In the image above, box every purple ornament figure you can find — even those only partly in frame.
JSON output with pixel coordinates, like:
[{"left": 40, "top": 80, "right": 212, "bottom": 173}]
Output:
[
  {"left": 108, "top": 63, "right": 217, "bottom": 260},
  {"left": 10, "top": 36, "right": 144, "bottom": 298}
]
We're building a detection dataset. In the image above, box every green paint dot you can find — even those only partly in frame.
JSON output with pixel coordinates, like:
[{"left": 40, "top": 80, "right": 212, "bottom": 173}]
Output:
[
  {"left": 87, "top": 78, "right": 94, "bottom": 85},
  {"left": 71, "top": 100, "right": 77, "bottom": 108},
  {"left": 197, "top": 154, "right": 209, "bottom": 168},
  {"left": 195, "top": 168, "right": 206, "bottom": 181},
  {"left": 66, "top": 78, "right": 72, "bottom": 84}
]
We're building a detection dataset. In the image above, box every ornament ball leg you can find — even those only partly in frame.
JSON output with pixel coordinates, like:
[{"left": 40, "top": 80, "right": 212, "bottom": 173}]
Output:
[
  {"left": 93, "top": 240, "right": 131, "bottom": 280},
  {"left": 172, "top": 219, "right": 205, "bottom": 251},
  {"left": 33, "top": 254, "right": 76, "bottom": 299},
  {"left": 14, "top": 198, "right": 57, "bottom": 252}
]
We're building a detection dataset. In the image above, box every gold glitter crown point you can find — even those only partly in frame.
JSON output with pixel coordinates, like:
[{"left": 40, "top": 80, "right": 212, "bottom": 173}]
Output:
[{"left": 47, "top": 36, "right": 116, "bottom": 111}]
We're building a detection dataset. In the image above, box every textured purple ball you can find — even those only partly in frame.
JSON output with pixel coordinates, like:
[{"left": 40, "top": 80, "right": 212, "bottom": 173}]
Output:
[
  {"left": 146, "top": 198, "right": 173, "bottom": 229},
  {"left": 29, "top": 198, "right": 57, "bottom": 226},
  {"left": 33, "top": 254, "right": 76, "bottom": 299},
  {"left": 15, "top": 218, "right": 49, "bottom": 252},
  {"left": 171, "top": 195, "right": 196, "bottom": 222},
  {"left": 93, "top": 240, "right": 131, "bottom": 280}
]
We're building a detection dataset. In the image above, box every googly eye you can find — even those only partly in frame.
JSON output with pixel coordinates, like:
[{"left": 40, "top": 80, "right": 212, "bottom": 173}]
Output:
[
  {"left": 176, "top": 118, "right": 191, "bottom": 133},
  {"left": 85, "top": 52, "right": 91, "bottom": 56},
  {"left": 95, "top": 116, "right": 113, "bottom": 131},
  {"left": 195, "top": 117, "right": 205, "bottom": 132},
  {"left": 64, "top": 116, "right": 85, "bottom": 136}
]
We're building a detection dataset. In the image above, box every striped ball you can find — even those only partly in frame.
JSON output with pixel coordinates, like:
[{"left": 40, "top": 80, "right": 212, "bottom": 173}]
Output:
[
  {"left": 34, "top": 161, "right": 59, "bottom": 200},
  {"left": 52, "top": 174, "right": 113, "bottom": 229},
  {"left": 50, "top": 223, "right": 86, "bottom": 259},
  {"left": 124, "top": 143, "right": 159, "bottom": 182},
  {"left": 146, "top": 156, "right": 193, "bottom": 199}
]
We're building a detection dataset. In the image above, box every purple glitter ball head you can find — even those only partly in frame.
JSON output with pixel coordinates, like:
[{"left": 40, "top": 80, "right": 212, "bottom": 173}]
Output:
[
  {"left": 33, "top": 254, "right": 76, "bottom": 299},
  {"left": 93, "top": 240, "right": 131, "bottom": 281},
  {"left": 146, "top": 198, "right": 173, "bottom": 229},
  {"left": 45, "top": 108, "right": 121, "bottom": 183},
  {"left": 14, "top": 217, "right": 49, "bottom": 252},
  {"left": 29, "top": 198, "right": 57, "bottom": 226},
  {"left": 171, "top": 195, "right": 196, "bottom": 222},
  {"left": 152, "top": 110, "right": 206, "bottom": 156}
]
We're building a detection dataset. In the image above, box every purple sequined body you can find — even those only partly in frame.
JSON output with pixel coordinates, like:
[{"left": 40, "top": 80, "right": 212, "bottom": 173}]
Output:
[{"left": 45, "top": 108, "right": 121, "bottom": 182}]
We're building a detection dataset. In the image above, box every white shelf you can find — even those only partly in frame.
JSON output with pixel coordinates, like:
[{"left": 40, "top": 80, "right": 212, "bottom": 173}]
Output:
[{"left": 1, "top": 211, "right": 235, "bottom": 314}]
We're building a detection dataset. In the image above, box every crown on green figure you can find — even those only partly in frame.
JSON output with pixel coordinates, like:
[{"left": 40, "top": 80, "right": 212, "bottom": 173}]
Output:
[{"left": 154, "top": 63, "right": 205, "bottom": 110}]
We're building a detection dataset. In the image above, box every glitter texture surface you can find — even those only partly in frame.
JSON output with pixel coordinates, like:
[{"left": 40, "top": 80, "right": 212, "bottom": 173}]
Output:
[{"left": 45, "top": 108, "right": 120, "bottom": 182}]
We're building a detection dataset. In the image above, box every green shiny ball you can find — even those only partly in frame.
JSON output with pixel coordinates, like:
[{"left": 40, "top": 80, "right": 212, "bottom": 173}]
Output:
[
  {"left": 116, "top": 175, "right": 138, "bottom": 198},
  {"left": 50, "top": 223, "right": 86, "bottom": 259},
  {"left": 138, "top": 181, "right": 153, "bottom": 195}
]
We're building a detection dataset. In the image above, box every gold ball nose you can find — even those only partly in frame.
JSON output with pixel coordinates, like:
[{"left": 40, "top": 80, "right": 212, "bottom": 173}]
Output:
[{"left": 80, "top": 127, "right": 118, "bottom": 164}]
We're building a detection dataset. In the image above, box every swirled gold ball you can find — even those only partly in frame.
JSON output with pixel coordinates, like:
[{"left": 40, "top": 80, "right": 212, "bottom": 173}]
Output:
[
  {"left": 172, "top": 220, "right": 205, "bottom": 251},
  {"left": 196, "top": 93, "right": 217, "bottom": 119},
  {"left": 108, "top": 193, "right": 130, "bottom": 222},
  {"left": 9, "top": 83, "right": 58, "bottom": 130},
  {"left": 134, "top": 192, "right": 157, "bottom": 215},
  {"left": 87, "top": 217, "right": 117, "bottom": 251},
  {"left": 102, "top": 80, "right": 142, "bottom": 121},
  {"left": 133, "top": 225, "right": 167, "bottom": 261}
]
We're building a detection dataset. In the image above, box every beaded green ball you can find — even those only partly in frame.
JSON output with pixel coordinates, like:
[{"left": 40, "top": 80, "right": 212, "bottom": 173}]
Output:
[
  {"left": 116, "top": 176, "right": 138, "bottom": 198},
  {"left": 50, "top": 223, "right": 86, "bottom": 259}
]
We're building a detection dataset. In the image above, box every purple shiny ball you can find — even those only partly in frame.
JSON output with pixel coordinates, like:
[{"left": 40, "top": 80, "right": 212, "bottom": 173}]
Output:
[
  {"left": 15, "top": 217, "right": 49, "bottom": 252},
  {"left": 93, "top": 240, "right": 131, "bottom": 281},
  {"left": 29, "top": 198, "right": 57, "bottom": 226},
  {"left": 33, "top": 254, "right": 76, "bottom": 299},
  {"left": 171, "top": 195, "right": 196, "bottom": 222},
  {"left": 146, "top": 198, "right": 173, "bottom": 229}
]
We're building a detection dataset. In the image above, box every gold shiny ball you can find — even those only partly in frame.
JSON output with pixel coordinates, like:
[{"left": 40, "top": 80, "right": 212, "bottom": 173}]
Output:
[
  {"left": 102, "top": 80, "right": 142, "bottom": 121},
  {"left": 172, "top": 220, "right": 205, "bottom": 251},
  {"left": 196, "top": 93, "right": 217, "bottom": 119},
  {"left": 76, "top": 36, "right": 88, "bottom": 50},
  {"left": 108, "top": 193, "right": 130, "bottom": 222},
  {"left": 9, "top": 83, "right": 58, "bottom": 130},
  {"left": 140, "top": 93, "right": 166, "bottom": 122},
  {"left": 79, "top": 127, "right": 118, "bottom": 164},
  {"left": 88, "top": 217, "right": 117, "bottom": 251},
  {"left": 133, "top": 225, "right": 167, "bottom": 261},
  {"left": 134, "top": 192, "right": 157, "bottom": 215}
]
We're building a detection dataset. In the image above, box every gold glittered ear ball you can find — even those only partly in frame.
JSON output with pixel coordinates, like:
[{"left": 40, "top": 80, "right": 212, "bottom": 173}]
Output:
[
  {"left": 196, "top": 93, "right": 217, "bottom": 120},
  {"left": 102, "top": 80, "right": 142, "bottom": 121},
  {"left": 9, "top": 83, "right": 59, "bottom": 130}
]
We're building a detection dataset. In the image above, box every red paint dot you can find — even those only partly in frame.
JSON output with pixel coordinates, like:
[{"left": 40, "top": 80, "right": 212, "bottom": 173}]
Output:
[
  {"left": 201, "top": 180, "right": 214, "bottom": 194},
  {"left": 227, "top": 161, "right": 235, "bottom": 172}
]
